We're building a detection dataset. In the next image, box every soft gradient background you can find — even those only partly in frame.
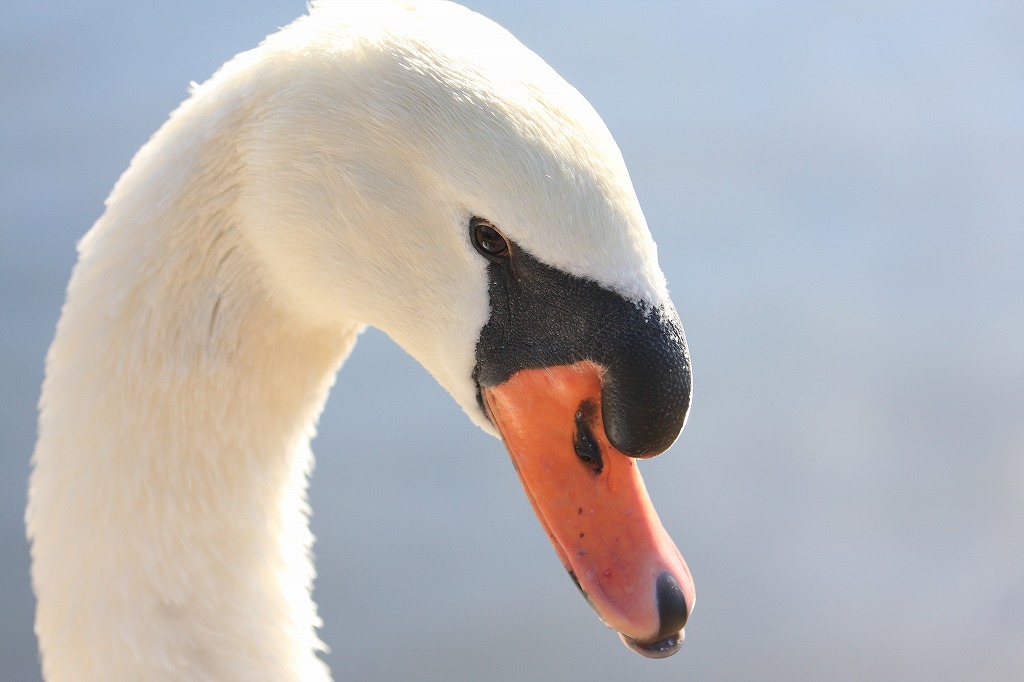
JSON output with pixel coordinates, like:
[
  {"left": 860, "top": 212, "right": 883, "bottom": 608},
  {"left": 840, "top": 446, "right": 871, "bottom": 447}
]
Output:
[{"left": 3, "top": 2, "right": 1022, "bottom": 680}]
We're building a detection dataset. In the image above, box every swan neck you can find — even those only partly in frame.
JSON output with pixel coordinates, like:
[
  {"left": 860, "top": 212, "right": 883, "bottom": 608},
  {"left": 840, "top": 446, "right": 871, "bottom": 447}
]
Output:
[{"left": 28, "top": 90, "right": 355, "bottom": 681}]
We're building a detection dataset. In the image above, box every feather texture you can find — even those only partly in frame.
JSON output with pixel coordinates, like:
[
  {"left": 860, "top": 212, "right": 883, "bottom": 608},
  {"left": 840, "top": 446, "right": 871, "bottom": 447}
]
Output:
[{"left": 27, "top": 2, "right": 674, "bottom": 679}]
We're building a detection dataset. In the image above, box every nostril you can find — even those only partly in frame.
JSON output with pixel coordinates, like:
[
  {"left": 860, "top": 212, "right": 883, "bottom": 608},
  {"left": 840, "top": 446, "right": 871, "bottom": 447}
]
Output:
[{"left": 655, "top": 571, "right": 689, "bottom": 639}]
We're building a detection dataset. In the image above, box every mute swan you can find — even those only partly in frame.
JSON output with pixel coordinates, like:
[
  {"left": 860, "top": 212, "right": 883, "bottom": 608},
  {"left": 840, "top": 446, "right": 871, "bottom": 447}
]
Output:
[{"left": 27, "top": 1, "right": 696, "bottom": 680}]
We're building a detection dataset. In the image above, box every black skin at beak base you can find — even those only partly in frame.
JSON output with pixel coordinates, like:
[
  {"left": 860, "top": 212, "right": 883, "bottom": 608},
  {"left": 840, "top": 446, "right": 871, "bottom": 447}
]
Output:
[{"left": 473, "top": 243, "right": 692, "bottom": 458}]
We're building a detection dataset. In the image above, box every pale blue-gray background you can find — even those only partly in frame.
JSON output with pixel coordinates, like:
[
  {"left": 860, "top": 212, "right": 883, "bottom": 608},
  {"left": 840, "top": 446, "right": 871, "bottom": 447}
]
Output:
[{"left": 2, "top": 2, "right": 1022, "bottom": 680}]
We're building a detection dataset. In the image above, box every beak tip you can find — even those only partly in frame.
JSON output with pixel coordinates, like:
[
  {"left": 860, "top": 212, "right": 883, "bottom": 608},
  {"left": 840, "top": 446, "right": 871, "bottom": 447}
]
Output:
[
  {"left": 656, "top": 570, "right": 690, "bottom": 635},
  {"left": 617, "top": 629, "right": 684, "bottom": 659},
  {"left": 616, "top": 570, "right": 691, "bottom": 659}
]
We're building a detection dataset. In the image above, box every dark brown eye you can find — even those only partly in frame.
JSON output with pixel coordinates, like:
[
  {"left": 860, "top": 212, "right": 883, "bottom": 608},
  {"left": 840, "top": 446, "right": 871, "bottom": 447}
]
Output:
[{"left": 470, "top": 217, "right": 511, "bottom": 262}]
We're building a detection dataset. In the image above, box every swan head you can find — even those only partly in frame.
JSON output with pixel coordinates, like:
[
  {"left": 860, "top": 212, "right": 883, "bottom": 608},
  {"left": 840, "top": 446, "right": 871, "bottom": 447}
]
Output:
[{"left": 226, "top": 0, "right": 693, "bottom": 655}]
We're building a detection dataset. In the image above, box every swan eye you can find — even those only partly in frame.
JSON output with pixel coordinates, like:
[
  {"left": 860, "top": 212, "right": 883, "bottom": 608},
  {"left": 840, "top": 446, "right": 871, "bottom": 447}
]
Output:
[{"left": 471, "top": 218, "right": 511, "bottom": 262}]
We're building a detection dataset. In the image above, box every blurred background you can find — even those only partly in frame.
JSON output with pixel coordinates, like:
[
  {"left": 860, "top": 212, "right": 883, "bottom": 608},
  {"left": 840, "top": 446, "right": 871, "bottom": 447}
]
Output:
[{"left": 2, "top": 1, "right": 1022, "bottom": 680}]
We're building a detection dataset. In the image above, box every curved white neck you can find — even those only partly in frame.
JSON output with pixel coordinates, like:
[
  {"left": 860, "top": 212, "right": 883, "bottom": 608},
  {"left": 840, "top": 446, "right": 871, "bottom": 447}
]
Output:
[{"left": 28, "top": 86, "right": 356, "bottom": 681}]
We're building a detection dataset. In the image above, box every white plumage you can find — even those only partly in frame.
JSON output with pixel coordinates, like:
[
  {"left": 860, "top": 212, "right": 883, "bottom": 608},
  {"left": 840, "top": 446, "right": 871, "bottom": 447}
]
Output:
[{"left": 27, "top": 2, "right": 676, "bottom": 679}]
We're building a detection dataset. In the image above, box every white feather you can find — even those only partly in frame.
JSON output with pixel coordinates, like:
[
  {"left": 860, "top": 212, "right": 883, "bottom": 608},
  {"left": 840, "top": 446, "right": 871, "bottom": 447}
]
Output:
[{"left": 27, "top": 1, "right": 672, "bottom": 679}]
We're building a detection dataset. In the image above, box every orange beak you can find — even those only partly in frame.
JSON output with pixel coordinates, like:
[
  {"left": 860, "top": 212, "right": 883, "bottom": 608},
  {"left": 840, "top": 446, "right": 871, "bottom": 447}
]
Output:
[{"left": 482, "top": 361, "right": 694, "bottom": 657}]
